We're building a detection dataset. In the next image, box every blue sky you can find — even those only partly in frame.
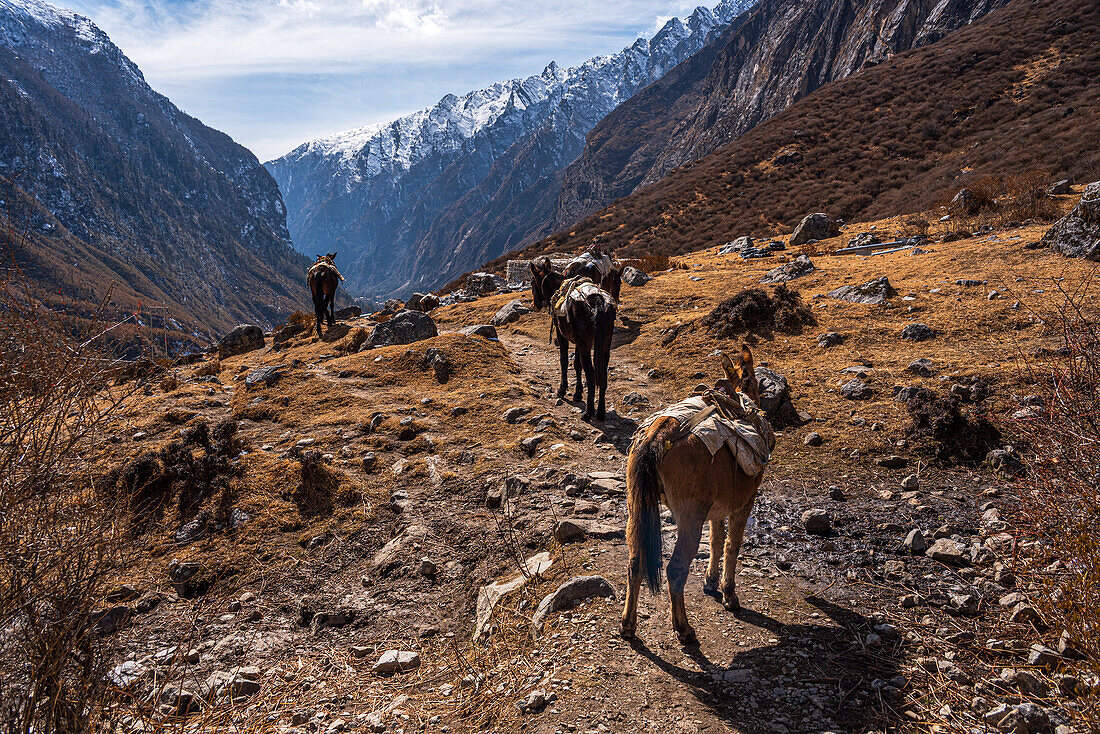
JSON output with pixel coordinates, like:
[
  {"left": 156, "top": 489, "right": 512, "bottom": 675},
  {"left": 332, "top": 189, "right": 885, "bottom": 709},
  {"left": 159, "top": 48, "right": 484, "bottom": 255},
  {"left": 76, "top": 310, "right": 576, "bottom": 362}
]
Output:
[{"left": 62, "top": 0, "right": 707, "bottom": 161}]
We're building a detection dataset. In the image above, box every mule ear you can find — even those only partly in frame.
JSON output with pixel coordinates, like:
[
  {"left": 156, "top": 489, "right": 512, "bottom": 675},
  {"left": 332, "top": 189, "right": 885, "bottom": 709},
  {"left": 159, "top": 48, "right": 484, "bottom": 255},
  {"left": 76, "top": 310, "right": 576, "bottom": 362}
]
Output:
[
  {"left": 721, "top": 352, "right": 741, "bottom": 383},
  {"left": 329, "top": 251, "right": 338, "bottom": 259},
  {"left": 739, "top": 344, "right": 755, "bottom": 372}
]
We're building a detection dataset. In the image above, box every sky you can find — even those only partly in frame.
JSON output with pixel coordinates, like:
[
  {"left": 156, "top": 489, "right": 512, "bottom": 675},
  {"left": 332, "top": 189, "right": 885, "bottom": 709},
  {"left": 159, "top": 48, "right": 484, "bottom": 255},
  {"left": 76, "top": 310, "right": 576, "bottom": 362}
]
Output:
[{"left": 62, "top": 0, "right": 708, "bottom": 161}]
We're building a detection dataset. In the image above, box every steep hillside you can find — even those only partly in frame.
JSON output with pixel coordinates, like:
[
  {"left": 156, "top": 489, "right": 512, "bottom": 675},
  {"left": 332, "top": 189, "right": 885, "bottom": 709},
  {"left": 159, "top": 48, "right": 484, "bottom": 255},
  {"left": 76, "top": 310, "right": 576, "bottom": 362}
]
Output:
[
  {"left": 0, "top": 0, "right": 310, "bottom": 341},
  {"left": 266, "top": 1, "right": 752, "bottom": 298},
  {"left": 549, "top": 0, "right": 1013, "bottom": 229},
  {"left": 496, "top": 0, "right": 1099, "bottom": 266}
]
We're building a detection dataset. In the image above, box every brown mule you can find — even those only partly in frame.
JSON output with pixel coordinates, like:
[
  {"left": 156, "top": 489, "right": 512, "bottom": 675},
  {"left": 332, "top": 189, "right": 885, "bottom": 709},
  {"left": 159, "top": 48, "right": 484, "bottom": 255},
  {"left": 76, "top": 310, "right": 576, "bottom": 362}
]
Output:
[
  {"left": 307, "top": 252, "right": 341, "bottom": 338},
  {"left": 620, "top": 347, "right": 771, "bottom": 645},
  {"left": 530, "top": 256, "right": 615, "bottom": 421}
]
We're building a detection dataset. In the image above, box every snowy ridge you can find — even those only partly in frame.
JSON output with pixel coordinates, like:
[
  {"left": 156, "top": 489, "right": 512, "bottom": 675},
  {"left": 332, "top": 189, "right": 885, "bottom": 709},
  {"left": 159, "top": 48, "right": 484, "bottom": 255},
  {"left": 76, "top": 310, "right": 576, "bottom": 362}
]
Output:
[{"left": 279, "top": 1, "right": 752, "bottom": 179}]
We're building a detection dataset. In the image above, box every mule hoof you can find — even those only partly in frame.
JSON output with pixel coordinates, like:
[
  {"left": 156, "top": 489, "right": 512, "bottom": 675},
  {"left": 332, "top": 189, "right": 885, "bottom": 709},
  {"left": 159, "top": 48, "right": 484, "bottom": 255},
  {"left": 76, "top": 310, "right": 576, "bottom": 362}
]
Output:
[
  {"left": 619, "top": 622, "right": 636, "bottom": 639},
  {"left": 556, "top": 387, "right": 567, "bottom": 399},
  {"left": 677, "top": 627, "right": 698, "bottom": 646},
  {"left": 595, "top": 409, "right": 606, "bottom": 422},
  {"left": 572, "top": 392, "right": 583, "bottom": 403},
  {"left": 723, "top": 593, "right": 741, "bottom": 612},
  {"left": 702, "top": 578, "right": 720, "bottom": 596}
]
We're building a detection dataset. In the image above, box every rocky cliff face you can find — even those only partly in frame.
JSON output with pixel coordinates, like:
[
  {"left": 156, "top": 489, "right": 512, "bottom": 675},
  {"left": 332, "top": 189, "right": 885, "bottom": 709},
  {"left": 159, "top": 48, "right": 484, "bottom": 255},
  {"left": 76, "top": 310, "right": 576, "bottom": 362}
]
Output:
[
  {"left": 551, "top": 0, "right": 1012, "bottom": 230},
  {"left": 0, "top": 0, "right": 309, "bottom": 337},
  {"left": 266, "top": 1, "right": 752, "bottom": 298}
]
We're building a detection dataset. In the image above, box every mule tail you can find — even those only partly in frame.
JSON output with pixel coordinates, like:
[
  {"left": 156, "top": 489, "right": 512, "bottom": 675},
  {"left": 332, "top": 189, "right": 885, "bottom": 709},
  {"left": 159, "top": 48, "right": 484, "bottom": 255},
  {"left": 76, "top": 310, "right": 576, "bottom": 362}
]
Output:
[{"left": 627, "top": 420, "right": 673, "bottom": 594}]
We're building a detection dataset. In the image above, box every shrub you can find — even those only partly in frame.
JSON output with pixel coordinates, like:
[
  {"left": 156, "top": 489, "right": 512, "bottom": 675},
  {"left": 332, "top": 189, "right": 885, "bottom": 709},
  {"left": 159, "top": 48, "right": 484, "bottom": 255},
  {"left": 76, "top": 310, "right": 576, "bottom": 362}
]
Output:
[
  {"left": 702, "top": 284, "right": 815, "bottom": 338},
  {"left": 903, "top": 388, "right": 1001, "bottom": 464}
]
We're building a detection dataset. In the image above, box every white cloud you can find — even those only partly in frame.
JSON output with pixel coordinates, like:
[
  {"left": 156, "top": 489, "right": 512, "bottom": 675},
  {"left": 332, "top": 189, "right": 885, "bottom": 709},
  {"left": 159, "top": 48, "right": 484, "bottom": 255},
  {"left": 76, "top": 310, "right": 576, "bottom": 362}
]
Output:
[{"left": 62, "top": 0, "right": 716, "bottom": 158}]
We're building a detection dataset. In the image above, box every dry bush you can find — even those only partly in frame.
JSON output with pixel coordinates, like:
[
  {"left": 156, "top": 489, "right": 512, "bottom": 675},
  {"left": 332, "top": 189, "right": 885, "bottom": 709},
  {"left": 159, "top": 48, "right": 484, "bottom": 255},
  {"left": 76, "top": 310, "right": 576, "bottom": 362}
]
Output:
[
  {"left": 702, "top": 284, "right": 815, "bottom": 338},
  {"left": 0, "top": 245, "right": 140, "bottom": 728},
  {"left": 1016, "top": 281, "right": 1100, "bottom": 725},
  {"left": 337, "top": 326, "right": 370, "bottom": 355},
  {"left": 191, "top": 358, "right": 221, "bottom": 378},
  {"left": 903, "top": 388, "right": 1001, "bottom": 464},
  {"left": 286, "top": 311, "right": 315, "bottom": 331}
]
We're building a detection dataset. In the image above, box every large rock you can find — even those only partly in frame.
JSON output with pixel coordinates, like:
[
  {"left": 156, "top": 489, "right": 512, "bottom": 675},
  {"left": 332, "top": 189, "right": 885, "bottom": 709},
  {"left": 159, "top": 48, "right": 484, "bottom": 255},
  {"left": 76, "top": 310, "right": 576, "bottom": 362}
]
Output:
[
  {"left": 926, "top": 538, "right": 968, "bottom": 567},
  {"left": 531, "top": 576, "right": 616, "bottom": 636},
  {"left": 491, "top": 299, "right": 531, "bottom": 326},
  {"left": 367, "top": 311, "right": 437, "bottom": 348},
  {"left": 218, "top": 325, "right": 265, "bottom": 358},
  {"left": 789, "top": 213, "right": 840, "bottom": 246},
  {"left": 335, "top": 305, "right": 362, "bottom": 319},
  {"left": 372, "top": 650, "right": 421, "bottom": 675},
  {"left": 827, "top": 277, "right": 897, "bottom": 305},
  {"left": 466, "top": 272, "right": 498, "bottom": 295},
  {"left": 459, "top": 324, "right": 498, "bottom": 340},
  {"left": 1041, "top": 181, "right": 1100, "bottom": 260},
  {"left": 900, "top": 323, "right": 937, "bottom": 341},
  {"left": 473, "top": 552, "right": 553, "bottom": 641},
  {"left": 405, "top": 293, "right": 439, "bottom": 312},
  {"left": 840, "top": 378, "right": 873, "bottom": 400},
  {"left": 755, "top": 367, "right": 801, "bottom": 428},
  {"left": 761, "top": 254, "right": 815, "bottom": 284},
  {"left": 621, "top": 266, "right": 651, "bottom": 286},
  {"left": 801, "top": 509, "right": 832, "bottom": 536}
]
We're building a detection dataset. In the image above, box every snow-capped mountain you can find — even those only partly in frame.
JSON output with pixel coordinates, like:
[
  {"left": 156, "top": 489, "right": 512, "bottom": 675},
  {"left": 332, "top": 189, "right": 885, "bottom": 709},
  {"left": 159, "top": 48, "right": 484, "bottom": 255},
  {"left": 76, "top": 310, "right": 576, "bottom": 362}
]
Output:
[
  {"left": 267, "top": 1, "right": 755, "bottom": 297},
  {"left": 0, "top": 0, "right": 309, "bottom": 336}
]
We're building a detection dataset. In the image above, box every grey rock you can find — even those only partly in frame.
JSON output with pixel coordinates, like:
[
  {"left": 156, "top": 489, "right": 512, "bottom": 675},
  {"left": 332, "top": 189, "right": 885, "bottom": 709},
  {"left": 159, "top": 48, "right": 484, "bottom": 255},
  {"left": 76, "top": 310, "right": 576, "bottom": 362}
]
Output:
[
  {"left": 335, "top": 305, "right": 362, "bottom": 319},
  {"left": 848, "top": 232, "right": 881, "bottom": 248},
  {"left": 876, "top": 455, "right": 908, "bottom": 469},
  {"left": 1008, "top": 603, "right": 1044, "bottom": 626},
  {"left": 1042, "top": 181, "right": 1100, "bottom": 260},
  {"left": 503, "top": 406, "right": 532, "bottom": 423},
  {"left": 367, "top": 310, "right": 438, "bottom": 348},
  {"left": 620, "top": 391, "right": 648, "bottom": 406},
  {"left": 949, "top": 592, "right": 981, "bottom": 617},
  {"left": 926, "top": 538, "right": 968, "bottom": 566},
  {"left": 790, "top": 213, "right": 840, "bottom": 246},
  {"left": 901, "top": 474, "right": 919, "bottom": 490},
  {"left": 1001, "top": 668, "right": 1051, "bottom": 698},
  {"left": 459, "top": 324, "right": 498, "bottom": 340},
  {"left": 840, "top": 378, "right": 873, "bottom": 400},
  {"left": 621, "top": 266, "right": 651, "bottom": 286},
  {"left": 1047, "top": 179, "right": 1072, "bottom": 196},
  {"left": 519, "top": 434, "right": 544, "bottom": 457},
  {"left": 956, "top": 278, "right": 985, "bottom": 287},
  {"left": 755, "top": 367, "right": 801, "bottom": 427},
  {"left": 827, "top": 276, "right": 897, "bottom": 305},
  {"left": 373, "top": 650, "right": 421, "bottom": 675},
  {"left": 554, "top": 519, "right": 588, "bottom": 544},
  {"left": 803, "top": 432, "right": 823, "bottom": 447},
  {"left": 904, "top": 528, "right": 927, "bottom": 555},
  {"left": 245, "top": 365, "right": 280, "bottom": 387},
  {"left": 951, "top": 188, "right": 978, "bottom": 215},
  {"left": 801, "top": 508, "right": 832, "bottom": 536},
  {"left": 531, "top": 576, "right": 616, "bottom": 636},
  {"left": 218, "top": 324, "right": 265, "bottom": 358},
  {"left": 987, "top": 448, "right": 1026, "bottom": 477},
  {"left": 422, "top": 347, "right": 451, "bottom": 382},
  {"left": 761, "top": 255, "right": 815, "bottom": 284},
  {"left": 466, "top": 272, "right": 498, "bottom": 295},
  {"left": 517, "top": 688, "right": 552, "bottom": 714},
  {"left": 107, "top": 661, "right": 151, "bottom": 691},
  {"left": 1027, "top": 644, "right": 1061, "bottom": 670},
  {"left": 167, "top": 560, "right": 208, "bottom": 598},
  {"left": 491, "top": 299, "right": 531, "bottom": 326},
  {"left": 719, "top": 236, "right": 754, "bottom": 255},
  {"left": 817, "top": 332, "right": 845, "bottom": 348},
  {"left": 900, "top": 323, "right": 937, "bottom": 341},
  {"left": 203, "top": 667, "right": 262, "bottom": 701},
  {"left": 907, "top": 358, "right": 934, "bottom": 377}
]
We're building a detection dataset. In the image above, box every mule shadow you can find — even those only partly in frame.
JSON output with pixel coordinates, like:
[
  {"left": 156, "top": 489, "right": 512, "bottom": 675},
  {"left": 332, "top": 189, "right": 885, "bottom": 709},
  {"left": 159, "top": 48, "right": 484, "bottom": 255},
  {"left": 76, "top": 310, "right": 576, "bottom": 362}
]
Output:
[
  {"left": 612, "top": 314, "right": 644, "bottom": 348},
  {"left": 627, "top": 595, "right": 905, "bottom": 733}
]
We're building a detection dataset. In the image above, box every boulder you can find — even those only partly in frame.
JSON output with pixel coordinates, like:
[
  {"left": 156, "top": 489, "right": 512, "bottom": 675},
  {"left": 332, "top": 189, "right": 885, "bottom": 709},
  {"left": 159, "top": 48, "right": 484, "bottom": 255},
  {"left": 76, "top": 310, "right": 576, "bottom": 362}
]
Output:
[
  {"left": 840, "top": 379, "right": 873, "bottom": 400},
  {"left": 423, "top": 347, "right": 451, "bottom": 383},
  {"left": 554, "top": 519, "right": 588, "bottom": 544},
  {"left": 817, "top": 332, "right": 845, "bottom": 348},
  {"left": 1041, "top": 181, "right": 1100, "bottom": 260},
  {"left": 761, "top": 254, "right": 815, "bottom": 284},
  {"left": 847, "top": 232, "right": 881, "bottom": 248},
  {"left": 218, "top": 325, "right": 265, "bottom": 358},
  {"left": 459, "top": 324, "right": 498, "bottom": 339},
  {"left": 719, "top": 236, "right": 754, "bottom": 255},
  {"left": 244, "top": 365, "right": 280, "bottom": 387},
  {"left": 531, "top": 576, "right": 616, "bottom": 636},
  {"left": 491, "top": 299, "right": 531, "bottom": 326},
  {"left": 926, "top": 538, "right": 968, "bottom": 566},
  {"left": 335, "top": 305, "right": 362, "bottom": 320},
  {"left": 827, "top": 276, "right": 897, "bottom": 305},
  {"left": 405, "top": 293, "right": 439, "bottom": 312},
  {"left": 621, "top": 266, "right": 651, "bottom": 286},
  {"left": 900, "top": 323, "right": 937, "bottom": 341},
  {"left": 789, "top": 213, "right": 840, "bottom": 246},
  {"left": 466, "top": 272, "right": 498, "bottom": 295},
  {"left": 755, "top": 367, "right": 801, "bottom": 427},
  {"left": 907, "top": 358, "right": 934, "bottom": 377},
  {"left": 1047, "top": 178, "right": 1072, "bottom": 196},
  {"left": 367, "top": 310, "right": 437, "bottom": 348}
]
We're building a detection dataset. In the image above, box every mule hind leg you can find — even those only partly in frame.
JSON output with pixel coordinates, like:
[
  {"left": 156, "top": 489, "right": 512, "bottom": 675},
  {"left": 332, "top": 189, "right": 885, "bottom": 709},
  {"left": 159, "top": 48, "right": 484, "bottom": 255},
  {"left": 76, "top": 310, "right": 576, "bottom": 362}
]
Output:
[
  {"left": 621, "top": 551, "right": 643, "bottom": 639},
  {"left": 667, "top": 514, "right": 705, "bottom": 645},
  {"left": 556, "top": 337, "right": 570, "bottom": 399},
  {"left": 572, "top": 349, "right": 583, "bottom": 403},
  {"left": 704, "top": 518, "right": 725, "bottom": 596},
  {"left": 578, "top": 346, "right": 596, "bottom": 419},
  {"left": 326, "top": 291, "right": 336, "bottom": 326},
  {"left": 312, "top": 293, "right": 325, "bottom": 338},
  {"left": 722, "top": 497, "right": 756, "bottom": 612}
]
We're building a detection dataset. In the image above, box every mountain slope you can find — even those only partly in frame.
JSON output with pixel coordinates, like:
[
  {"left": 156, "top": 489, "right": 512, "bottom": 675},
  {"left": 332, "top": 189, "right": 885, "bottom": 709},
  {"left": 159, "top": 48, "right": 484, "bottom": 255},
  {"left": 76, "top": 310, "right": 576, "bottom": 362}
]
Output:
[
  {"left": 0, "top": 0, "right": 309, "bottom": 340},
  {"left": 266, "top": 1, "right": 752, "bottom": 298},
  {"left": 492, "top": 0, "right": 1099, "bottom": 266},
  {"left": 550, "top": 0, "right": 1014, "bottom": 230}
]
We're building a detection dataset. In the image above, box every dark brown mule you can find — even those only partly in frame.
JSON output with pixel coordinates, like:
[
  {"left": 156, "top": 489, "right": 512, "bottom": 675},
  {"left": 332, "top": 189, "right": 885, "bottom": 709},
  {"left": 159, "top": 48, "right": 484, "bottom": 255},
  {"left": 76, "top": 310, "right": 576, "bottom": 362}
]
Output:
[
  {"left": 621, "top": 347, "right": 770, "bottom": 645},
  {"left": 307, "top": 252, "right": 341, "bottom": 338},
  {"left": 564, "top": 256, "right": 622, "bottom": 304},
  {"left": 530, "top": 256, "right": 616, "bottom": 421}
]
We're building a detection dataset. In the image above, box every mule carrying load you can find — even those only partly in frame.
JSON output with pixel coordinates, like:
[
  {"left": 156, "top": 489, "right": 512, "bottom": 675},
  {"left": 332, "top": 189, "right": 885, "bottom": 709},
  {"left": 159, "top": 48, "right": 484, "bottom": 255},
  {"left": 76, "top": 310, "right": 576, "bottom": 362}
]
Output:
[
  {"left": 621, "top": 347, "right": 776, "bottom": 645},
  {"left": 307, "top": 253, "right": 344, "bottom": 338}
]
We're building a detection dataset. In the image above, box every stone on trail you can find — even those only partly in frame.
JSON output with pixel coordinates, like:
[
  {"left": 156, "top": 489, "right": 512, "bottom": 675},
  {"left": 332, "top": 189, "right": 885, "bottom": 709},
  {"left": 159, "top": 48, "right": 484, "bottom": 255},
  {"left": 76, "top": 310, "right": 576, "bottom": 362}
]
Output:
[
  {"left": 755, "top": 367, "right": 801, "bottom": 427},
  {"left": 554, "top": 519, "right": 587, "bottom": 544},
  {"left": 372, "top": 650, "right": 421, "bottom": 675},
  {"left": 926, "top": 538, "right": 968, "bottom": 566},
  {"left": 367, "top": 310, "right": 437, "bottom": 348},
  {"left": 907, "top": 358, "right": 934, "bottom": 378},
  {"left": 621, "top": 266, "right": 651, "bottom": 286},
  {"left": 474, "top": 552, "right": 554, "bottom": 641},
  {"left": 840, "top": 378, "right": 873, "bottom": 400},
  {"left": 827, "top": 276, "right": 897, "bottom": 305},
  {"left": 761, "top": 254, "right": 815, "bottom": 284},
  {"left": 789, "top": 213, "right": 840, "bottom": 246},
  {"left": 459, "top": 324, "right": 498, "bottom": 339},
  {"left": 244, "top": 365, "right": 280, "bottom": 387},
  {"left": 1042, "top": 181, "right": 1100, "bottom": 260},
  {"left": 531, "top": 576, "right": 616, "bottom": 637},
  {"left": 801, "top": 508, "right": 832, "bottom": 536},
  {"left": 218, "top": 324, "right": 265, "bottom": 358},
  {"left": 491, "top": 299, "right": 531, "bottom": 326},
  {"left": 904, "top": 528, "right": 927, "bottom": 554},
  {"left": 803, "top": 432, "right": 823, "bottom": 447},
  {"left": 1027, "top": 644, "right": 1062, "bottom": 670}
]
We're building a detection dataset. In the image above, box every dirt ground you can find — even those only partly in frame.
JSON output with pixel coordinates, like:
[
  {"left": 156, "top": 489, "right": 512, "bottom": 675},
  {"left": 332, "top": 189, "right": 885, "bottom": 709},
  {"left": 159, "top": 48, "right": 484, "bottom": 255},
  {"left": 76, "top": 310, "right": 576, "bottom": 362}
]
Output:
[{"left": 94, "top": 206, "right": 1097, "bottom": 733}]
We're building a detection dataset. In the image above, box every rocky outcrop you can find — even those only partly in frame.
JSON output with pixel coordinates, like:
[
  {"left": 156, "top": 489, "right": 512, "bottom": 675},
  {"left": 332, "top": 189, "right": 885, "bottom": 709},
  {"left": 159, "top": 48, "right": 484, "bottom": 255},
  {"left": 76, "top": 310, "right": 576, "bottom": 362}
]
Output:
[
  {"left": 789, "top": 214, "right": 839, "bottom": 245},
  {"left": 828, "top": 277, "right": 897, "bottom": 305},
  {"left": 367, "top": 312, "right": 438, "bottom": 349},
  {"left": 1042, "top": 182, "right": 1100, "bottom": 260}
]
